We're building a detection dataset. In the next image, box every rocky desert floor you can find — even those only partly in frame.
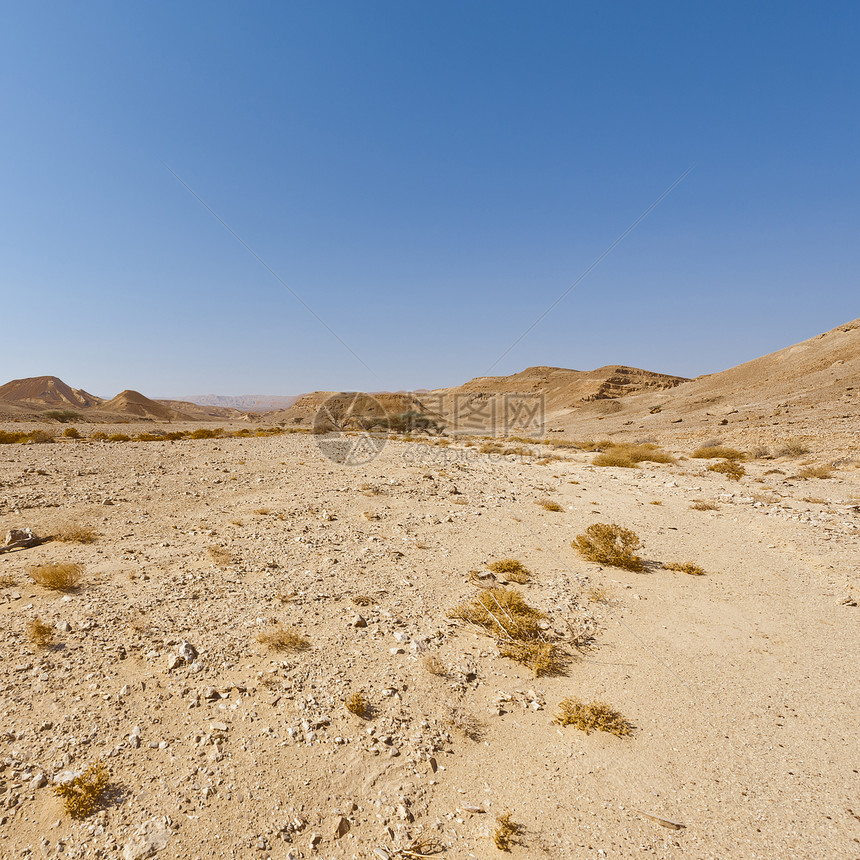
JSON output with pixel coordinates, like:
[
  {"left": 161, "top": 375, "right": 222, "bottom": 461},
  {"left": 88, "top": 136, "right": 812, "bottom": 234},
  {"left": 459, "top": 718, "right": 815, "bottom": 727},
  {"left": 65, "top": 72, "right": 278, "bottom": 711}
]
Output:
[{"left": 1, "top": 426, "right": 858, "bottom": 859}]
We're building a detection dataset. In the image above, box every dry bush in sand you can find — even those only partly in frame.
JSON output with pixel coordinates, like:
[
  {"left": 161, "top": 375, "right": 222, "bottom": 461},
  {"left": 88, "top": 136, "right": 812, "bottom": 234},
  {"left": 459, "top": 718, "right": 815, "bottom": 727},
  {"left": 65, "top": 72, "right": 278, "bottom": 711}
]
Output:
[
  {"left": 573, "top": 523, "right": 645, "bottom": 571},
  {"left": 27, "top": 617, "right": 53, "bottom": 646},
  {"left": 351, "top": 594, "right": 376, "bottom": 606},
  {"left": 488, "top": 558, "right": 531, "bottom": 583},
  {"left": 707, "top": 460, "right": 745, "bottom": 481},
  {"left": 52, "top": 762, "right": 111, "bottom": 819},
  {"left": 421, "top": 654, "right": 448, "bottom": 676},
  {"left": 345, "top": 691, "right": 371, "bottom": 718},
  {"left": 554, "top": 697, "right": 632, "bottom": 737},
  {"left": 537, "top": 498, "right": 563, "bottom": 511},
  {"left": 207, "top": 546, "right": 233, "bottom": 566},
  {"left": 798, "top": 464, "right": 833, "bottom": 479},
  {"left": 29, "top": 563, "right": 82, "bottom": 591},
  {"left": 664, "top": 561, "right": 706, "bottom": 576},
  {"left": 256, "top": 624, "right": 309, "bottom": 653},
  {"left": 493, "top": 812, "right": 525, "bottom": 851},
  {"left": 776, "top": 439, "right": 809, "bottom": 458},
  {"left": 479, "top": 441, "right": 505, "bottom": 454},
  {"left": 593, "top": 442, "right": 675, "bottom": 468},
  {"left": 692, "top": 445, "right": 746, "bottom": 460},
  {"left": 691, "top": 500, "right": 719, "bottom": 511},
  {"left": 62, "top": 427, "right": 81, "bottom": 439},
  {"left": 447, "top": 707, "right": 486, "bottom": 741},
  {"left": 448, "top": 587, "right": 561, "bottom": 677},
  {"left": 586, "top": 584, "right": 614, "bottom": 603},
  {"left": 55, "top": 524, "right": 98, "bottom": 544},
  {"left": 0, "top": 573, "right": 17, "bottom": 587}
]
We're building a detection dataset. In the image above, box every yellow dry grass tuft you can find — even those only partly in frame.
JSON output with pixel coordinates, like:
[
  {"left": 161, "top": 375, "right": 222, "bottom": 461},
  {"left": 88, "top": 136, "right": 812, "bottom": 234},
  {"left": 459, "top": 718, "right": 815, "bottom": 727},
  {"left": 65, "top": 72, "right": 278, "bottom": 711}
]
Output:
[
  {"left": 421, "top": 654, "right": 448, "bottom": 676},
  {"left": 0, "top": 573, "right": 16, "bottom": 588},
  {"left": 537, "top": 498, "right": 563, "bottom": 512},
  {"left": 207, "top": 546, "right": 233, "bottom": 566},
  {"left": 493, "top": 812, "right": 525, "bottom": 851},
  {"left": 798, "top": 464, "right": 833, "bottom": 479},
  {"left": 28, "top": 617, "right": 53, "bottom": 646},
  {"left": 256, "top": 623, "right": 309, "bottom": 653},
  {"left": 554, "top": 696, "right": 632, "bottom": 737},
  {"left": 664, "top": 561, "right": 706, "bottom": 576},
  {"left": 52, "top": 761, "right": 111, "bottom": 819},
  {"left": 593, "top": 442, "right": 675, "bottom": 468},
  {"left": 55, "top": 524, "right": 98, "bottom": 544},
  {"left": 448, "top": 587, "right": 560, "bottom": 677},
  {"left": 691, "top": 499, "right": 719, "bottom": 511},
  {"left": 707, "top": 459, "right": 745, "bottom": 481},
  {"left": 29, "top": 562, "right": 82, "bottom": 591},
  {"left": 488, "top": 558, "right": 531, "bottom": 583},
  {"left": 345, "top": 691, "right": 370, "bottom": 718},
  {"left": 573, "top": 523, "right": 645, "bottom": 571},
  {"left": 692, "top": 445, "right": 746, "bottom": 460}
]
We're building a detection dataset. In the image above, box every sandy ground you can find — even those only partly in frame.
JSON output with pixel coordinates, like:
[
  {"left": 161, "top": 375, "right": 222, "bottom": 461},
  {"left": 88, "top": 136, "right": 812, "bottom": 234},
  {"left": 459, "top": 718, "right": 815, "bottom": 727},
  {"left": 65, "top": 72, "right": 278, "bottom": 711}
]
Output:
[{"left": 1, "top": 426, "right": 858, "bottom": 860}]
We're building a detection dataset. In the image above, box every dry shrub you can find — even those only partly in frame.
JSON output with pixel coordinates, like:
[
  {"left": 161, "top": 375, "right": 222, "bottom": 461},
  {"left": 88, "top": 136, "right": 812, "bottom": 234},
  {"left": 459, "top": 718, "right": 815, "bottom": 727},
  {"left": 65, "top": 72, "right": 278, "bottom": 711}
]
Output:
[
  {"left": 798, "top": 464, "right": 833, "bottom": 479},
  {"left": 691, "top": 500, "right": 719, "bottom": 511},
  {"left": 62, "top": 427, "right": 81, "bottom": 439},
  {"left": 253, "top": 508, "right": 271, "bottom": 515},
  {"left": 573, "top": 523, "right": 644, "bottom": 571},
  {"left": 256, "top": 623, "right": 309, "bottom": 652},
  {"left": 593, "top": 443, "right": 674, "bottom": 468},
  {"left": 29, "top": 563, "right": 82, "bottom": 591},
  {"left": 28, "top": 617, "right": 53, "bottom": 646},
  {"left": 207, "top": 546, "right": 233, "bottom": 566},
  {"left": 449, "top": 587, "right": 545, "bottom": 640},
  {"left": 107, "top": 433, "right": 130, "bottom": 442},
  {"left": 345, "top": 691, "right": 370, "bottom": 718},
  {"left": 447, "top": 707, "right": 485, "bottom": 741},
  {"left": 586, "top": 584, "right": 613, "bottom": 603},
  {"left": 448, "top": 587, "right": 560, "bottom": 677},
  {"left": 55, "top": 524, "right": 98, "bottom": 544},
  {"left": 0, "top": 431, "right": 28, "bottom": 444},
  {"left": 488, "top": 558, "right": 531, "bottom": 583},
  {"left": 499, "top": 641, "right": 562, "bottom": 676},
  {"left": 776, "top": 439, "right": 809, "bottom": 458},
  {"left": 53, "top": 761, "right": 111, "bottom": 819},
  {"left": 351, "top": 594, "right": 375, "bottom": 606},
  {"left": 493, "top": 812, "right": 525, "bottom": 851},
  {"left": 664, "top": 561, "right": 705, "bottom": 576},
  {"left": 537, "top": 498, "right": 563, "bottom": 511},
  {"left": 0, "top": 573, "right": 17, "bottom": 587},
  {"left": 707, "top": 460, "right": 745, "bottom": 481},
  {"left": 692, "top": 445, "right": 746, "bottom": 460},
  {"left": 479, "top": 442, "right": 504, "bottom": 454},
  {"left": 554, "top": 697, "right": 632, "bottom": 737},
  {"left": 421, "top": 655, "right": 447, "bottom": 676},
  {"left": 189, "top": 428, "right": 224, "bottom": 439},
  {"left": 90, "top": 432, "right": 108, "bottom": 441}
]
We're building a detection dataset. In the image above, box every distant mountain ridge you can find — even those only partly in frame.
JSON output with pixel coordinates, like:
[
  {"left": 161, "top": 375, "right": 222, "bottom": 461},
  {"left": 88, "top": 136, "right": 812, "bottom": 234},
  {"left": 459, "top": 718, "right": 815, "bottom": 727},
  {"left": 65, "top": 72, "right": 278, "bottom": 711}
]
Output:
[{"left": 176, "top": 394, "right": 300, "bottom": 412}]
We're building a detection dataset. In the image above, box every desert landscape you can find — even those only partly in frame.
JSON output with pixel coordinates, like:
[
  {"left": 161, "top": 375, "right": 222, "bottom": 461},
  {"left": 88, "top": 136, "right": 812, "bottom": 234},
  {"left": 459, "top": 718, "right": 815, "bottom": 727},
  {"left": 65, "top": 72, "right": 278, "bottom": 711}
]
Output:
[{"left": 1, "top": 319, "right": 858, "bottom": 859}]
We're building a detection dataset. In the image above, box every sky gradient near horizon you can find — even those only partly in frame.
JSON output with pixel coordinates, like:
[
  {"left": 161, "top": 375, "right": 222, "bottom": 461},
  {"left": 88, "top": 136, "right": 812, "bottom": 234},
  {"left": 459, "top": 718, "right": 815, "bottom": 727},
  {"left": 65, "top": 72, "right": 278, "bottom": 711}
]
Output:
[{"left": 1, "top": 1, "right": 858, "bottom": 398}]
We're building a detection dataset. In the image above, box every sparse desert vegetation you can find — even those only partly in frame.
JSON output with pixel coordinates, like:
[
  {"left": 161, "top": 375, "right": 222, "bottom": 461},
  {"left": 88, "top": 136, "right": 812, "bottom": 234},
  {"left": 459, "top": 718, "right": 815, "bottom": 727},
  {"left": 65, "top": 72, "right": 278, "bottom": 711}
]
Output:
[
  {"left": 707, "top": 459, "right": 746, "bottom": 480},
  {"left": 573, "top": 522, "right": 645, "bottom": 571},
  {"left": 28, "top": 562, "right": 82, "bottom": 590},
  {"left": 255, "top": 623, "right": 309, "bottom": 652},
  {"left": 664, "top": 560, "right": 706, "bottom": 576},
  {"left": 487, "top": 558, "right": 531, "bottom": 583},
  {"left": 554, "top": 697, "right": 632, "bottom": 736},
  {"left": 52, "top": 762, "right": 111, "bottom": 819}
]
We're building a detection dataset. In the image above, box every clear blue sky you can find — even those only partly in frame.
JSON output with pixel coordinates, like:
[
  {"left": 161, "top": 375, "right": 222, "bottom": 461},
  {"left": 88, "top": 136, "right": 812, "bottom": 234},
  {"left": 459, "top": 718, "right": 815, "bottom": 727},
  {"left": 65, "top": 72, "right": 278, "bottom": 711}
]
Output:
[{"left": 1, "top": 1, "right": 857, "bottom": 397}]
